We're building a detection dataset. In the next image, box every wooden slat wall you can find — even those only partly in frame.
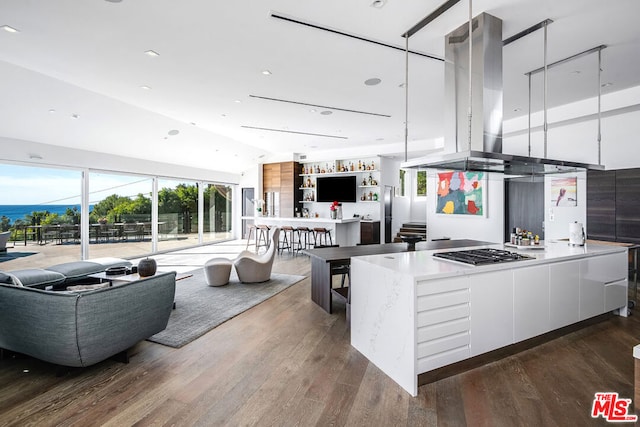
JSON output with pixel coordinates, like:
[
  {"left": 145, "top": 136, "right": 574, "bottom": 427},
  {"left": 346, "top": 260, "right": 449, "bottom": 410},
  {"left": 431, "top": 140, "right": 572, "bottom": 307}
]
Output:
[
  {"left": 587, "top": 169, "right": 640, "bottom": 244},
  {"left": 262, "top": 161, "right": 302, "bottom": 217},
  {"left": 615, "top": 169, "right": 640, "bottom": 244},
  {"left": 587, "top": 170, "right": 616, "bottom": 241}
]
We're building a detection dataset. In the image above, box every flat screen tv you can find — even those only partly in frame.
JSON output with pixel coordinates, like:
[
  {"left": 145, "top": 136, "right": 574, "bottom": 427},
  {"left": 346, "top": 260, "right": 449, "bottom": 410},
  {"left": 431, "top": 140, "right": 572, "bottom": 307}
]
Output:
[{"left": 316, "top": 175, "right": 357, "bottom": 203}]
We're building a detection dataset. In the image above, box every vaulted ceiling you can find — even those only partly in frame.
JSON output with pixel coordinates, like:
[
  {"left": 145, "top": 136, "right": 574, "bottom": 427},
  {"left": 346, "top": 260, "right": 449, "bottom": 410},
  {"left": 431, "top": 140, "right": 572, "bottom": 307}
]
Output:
[{"left": 1, "top": 0, "right": 638, "bottom": 174}]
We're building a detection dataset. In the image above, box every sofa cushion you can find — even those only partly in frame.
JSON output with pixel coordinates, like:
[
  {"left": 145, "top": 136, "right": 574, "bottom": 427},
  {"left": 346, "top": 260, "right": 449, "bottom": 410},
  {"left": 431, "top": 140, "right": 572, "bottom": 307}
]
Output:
[
  {"left": 45, "top": 261, "right": 105, "bottom": 280},
  {"left": 10, "top": 269, "right": 65, "bottom": 287},
  {"left": 0, "top": 272, "right": 13, "bottom": 284}
]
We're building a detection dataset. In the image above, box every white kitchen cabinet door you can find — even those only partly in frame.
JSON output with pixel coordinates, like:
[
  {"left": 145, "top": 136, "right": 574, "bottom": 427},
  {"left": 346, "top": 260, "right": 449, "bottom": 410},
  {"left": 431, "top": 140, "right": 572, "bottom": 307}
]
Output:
[
  {"left": 604, "top": 279, "right": 628, "bottom": 313},
  {"left": 469, "top": 270, "right": 514, "bottom": 356},
  {"left": 549, "top": 260, "right": 580, "bottom": 329},
  {"left": 514, "top": 265, "right": 550, "bottom": 342}
]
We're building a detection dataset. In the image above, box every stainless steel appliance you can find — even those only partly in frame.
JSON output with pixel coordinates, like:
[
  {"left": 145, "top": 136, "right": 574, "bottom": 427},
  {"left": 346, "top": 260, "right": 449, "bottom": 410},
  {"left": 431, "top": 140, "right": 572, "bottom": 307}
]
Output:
[{"left": 433, "top": 248, "right": 533, "bottom": 265}]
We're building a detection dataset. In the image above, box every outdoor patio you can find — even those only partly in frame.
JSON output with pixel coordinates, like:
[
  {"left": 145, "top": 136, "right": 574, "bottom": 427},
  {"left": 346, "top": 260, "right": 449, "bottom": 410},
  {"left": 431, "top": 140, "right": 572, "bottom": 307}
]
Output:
[{"left": 0, "top": 231, "right": 234, "bottom": 272}]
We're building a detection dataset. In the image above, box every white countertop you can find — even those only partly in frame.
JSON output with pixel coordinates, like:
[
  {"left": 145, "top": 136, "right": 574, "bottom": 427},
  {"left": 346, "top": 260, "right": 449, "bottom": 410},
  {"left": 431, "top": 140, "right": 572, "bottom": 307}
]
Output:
[
  {"left": 241, "top": 216, "right": 361, "bottom": 224},
  {"left": 351, "top": 240, "right": 628, "bottom": 281}
]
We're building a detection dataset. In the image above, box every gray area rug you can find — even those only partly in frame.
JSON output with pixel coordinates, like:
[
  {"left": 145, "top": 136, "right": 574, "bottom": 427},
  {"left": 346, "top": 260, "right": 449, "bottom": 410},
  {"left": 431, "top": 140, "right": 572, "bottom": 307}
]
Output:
[{"left": 147, "top": 269, "right": 305, "bottom": 348}]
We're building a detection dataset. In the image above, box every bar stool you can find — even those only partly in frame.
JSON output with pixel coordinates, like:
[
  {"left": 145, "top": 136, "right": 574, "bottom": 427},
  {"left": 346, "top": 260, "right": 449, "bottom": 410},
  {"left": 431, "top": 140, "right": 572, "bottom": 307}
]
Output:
[
  {"left": 245, "top": 224, "right": 257, "bottom": 251},
  {"left": 256, "top": 225, "right": 271, "bottom": 253},
  {"left": 313, "top": 227, "right": 333, "bottom": 247},
  {"left": 279, "top": 226, "right": 297, "bottom": 254},
  {"left": 295, "top": 226, "right": 313, "bottom": 253}
]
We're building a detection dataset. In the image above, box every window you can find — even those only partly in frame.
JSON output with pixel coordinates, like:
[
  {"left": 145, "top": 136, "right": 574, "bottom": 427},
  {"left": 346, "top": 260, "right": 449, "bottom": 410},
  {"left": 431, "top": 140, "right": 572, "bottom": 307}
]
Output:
[
  {"left": 398, "top": 170, "right": 406, "bottom": 197},
  {"left": 88, "top": 172, "right": 153, "bottom": 258},
  {"left": 416, "top": 171, "right": 427, "bottom": 197},
  {"left": 202, "top": 183, "right": 233, "bottom": 243}
]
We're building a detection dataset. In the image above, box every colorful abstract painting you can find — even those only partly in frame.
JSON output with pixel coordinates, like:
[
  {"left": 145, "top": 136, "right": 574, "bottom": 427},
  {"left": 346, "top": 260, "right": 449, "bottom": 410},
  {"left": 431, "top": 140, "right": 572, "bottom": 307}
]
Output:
[
  {"left": 550, "top": 176, "right": 577, "bottom": 207},
  {"left": 436, "top": 171, "right": 485, "bottom": 216}
]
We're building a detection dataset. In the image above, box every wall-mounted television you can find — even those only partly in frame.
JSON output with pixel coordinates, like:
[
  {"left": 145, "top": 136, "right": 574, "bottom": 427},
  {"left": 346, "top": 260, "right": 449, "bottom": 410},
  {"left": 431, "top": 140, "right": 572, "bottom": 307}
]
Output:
[{"left": 316, "top": 175, "right": 357, "bottom": 203}]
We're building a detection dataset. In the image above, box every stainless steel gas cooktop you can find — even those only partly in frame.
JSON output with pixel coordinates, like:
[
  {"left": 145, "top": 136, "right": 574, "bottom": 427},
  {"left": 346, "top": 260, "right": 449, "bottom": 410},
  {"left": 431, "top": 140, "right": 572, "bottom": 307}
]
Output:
[{"left": 433, "top": 248, "right": 534, "bottom": 266}]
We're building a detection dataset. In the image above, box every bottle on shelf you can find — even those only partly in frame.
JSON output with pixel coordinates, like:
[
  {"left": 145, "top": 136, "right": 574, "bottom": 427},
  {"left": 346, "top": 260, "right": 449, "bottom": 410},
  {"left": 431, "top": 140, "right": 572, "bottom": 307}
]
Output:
[
  {"left": 371, "top": 160, "right": 375, "bottom": 170},
  {"left": 368, "top": 174, "right": 373, "bottom": 185},
  {"left": 373, "top": 193, "right": 378, "bottom": 201},
  {"left": 358, "top": 160, "right": 362, "bottom": 171},
  {"left": 350, "top": 162, "right": 354, "bottom": 172}
]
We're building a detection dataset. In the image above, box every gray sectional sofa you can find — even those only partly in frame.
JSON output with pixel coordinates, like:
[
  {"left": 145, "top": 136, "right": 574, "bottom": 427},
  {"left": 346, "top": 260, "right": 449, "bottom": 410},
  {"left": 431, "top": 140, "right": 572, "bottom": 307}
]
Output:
[
  {"left": 0, "top": 271, "right": 176, "bottom": 367},
  {"left": 0, "top": 257, "right": 177, "bottom": 367}
]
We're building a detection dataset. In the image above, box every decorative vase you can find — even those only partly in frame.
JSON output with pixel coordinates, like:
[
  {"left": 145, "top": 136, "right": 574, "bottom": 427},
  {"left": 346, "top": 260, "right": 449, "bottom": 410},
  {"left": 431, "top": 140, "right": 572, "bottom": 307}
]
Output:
[
  {"left": 138, "top": 257, "right": 157, "bottom": 277},
  {"left": 330, "top": 210, "right": 337, "bottom": 219}
]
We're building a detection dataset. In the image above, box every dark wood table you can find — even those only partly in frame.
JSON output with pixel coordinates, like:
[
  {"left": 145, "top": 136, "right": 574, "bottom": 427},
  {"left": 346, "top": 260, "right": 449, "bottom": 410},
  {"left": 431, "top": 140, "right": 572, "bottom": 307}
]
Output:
[{"left": 303, "top": 239, "right": 494, "bottom": 313}]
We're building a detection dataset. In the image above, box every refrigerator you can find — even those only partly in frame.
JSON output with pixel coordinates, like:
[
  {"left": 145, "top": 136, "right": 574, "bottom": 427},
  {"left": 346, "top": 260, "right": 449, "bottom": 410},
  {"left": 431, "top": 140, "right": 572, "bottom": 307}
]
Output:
[{"left": 384, "top": 186, "right": 393, "bottom": 243}]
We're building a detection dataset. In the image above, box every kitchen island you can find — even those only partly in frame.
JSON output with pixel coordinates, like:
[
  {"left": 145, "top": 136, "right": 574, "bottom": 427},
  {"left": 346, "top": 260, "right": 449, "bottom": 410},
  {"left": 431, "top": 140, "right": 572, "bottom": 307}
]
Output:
[
  {"left": 245, "top": 216, "right": 361, "bottom": 246},
  {"left": 350, "top": 241, "right": 629, "bottom": 396}
]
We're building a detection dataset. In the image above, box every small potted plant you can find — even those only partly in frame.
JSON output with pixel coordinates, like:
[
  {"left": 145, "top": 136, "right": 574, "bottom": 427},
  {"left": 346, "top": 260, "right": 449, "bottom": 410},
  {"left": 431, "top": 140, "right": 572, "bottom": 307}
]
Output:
[{"left": 329, "top": 201, "right": 339, "bottom": 219}]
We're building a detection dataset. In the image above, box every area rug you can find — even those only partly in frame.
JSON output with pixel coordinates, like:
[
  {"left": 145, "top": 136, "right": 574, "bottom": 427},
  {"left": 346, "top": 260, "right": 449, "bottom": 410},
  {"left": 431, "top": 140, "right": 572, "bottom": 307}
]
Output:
[{"left": 147, "top": 269, "right": 305, "bottom": 348}]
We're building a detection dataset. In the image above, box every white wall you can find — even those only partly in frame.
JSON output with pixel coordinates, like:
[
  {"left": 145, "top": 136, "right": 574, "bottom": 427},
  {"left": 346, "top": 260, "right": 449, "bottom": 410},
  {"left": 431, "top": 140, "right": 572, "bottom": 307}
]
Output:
[
  {"left": 426, "top": 171, "right": 504, "bottom": 243},
  {"left": 0, "top": 137, "right": 240, "bottom": 184},
  {"left": 503, "top": 85, "right": 640, "bottom": 170}
]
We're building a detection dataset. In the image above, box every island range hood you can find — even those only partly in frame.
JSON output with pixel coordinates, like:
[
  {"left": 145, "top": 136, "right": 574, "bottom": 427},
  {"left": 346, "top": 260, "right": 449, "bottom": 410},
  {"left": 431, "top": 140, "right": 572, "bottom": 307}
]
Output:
[{"left": 401, "top": 12, "right": 604, "bottom": 175}]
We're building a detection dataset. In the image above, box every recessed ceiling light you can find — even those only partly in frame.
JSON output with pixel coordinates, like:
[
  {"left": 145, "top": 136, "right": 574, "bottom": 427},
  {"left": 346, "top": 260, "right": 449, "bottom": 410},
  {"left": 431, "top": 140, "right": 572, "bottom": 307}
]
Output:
[
  {"left": 320, "top": 110, "right": 333, "bottom": 115},
  {"left": 29, "top": 154, "right": 43, "bottom": 160},
  {"left": 376, "top": 138, "right": 384, "bottom": 141},
  {"left": 571, "top": 70, "right": 581, "bottom": 74},
  {"left": 309, "top": 109, "right": 317, "bottom": 113},
  {"left": 513, "top": 108, "right": 522, "bottom": 112},
  {"left": 234, "top": 99, "right": 242, "bottom": 103},
  {"left": 104, "top": 0, "right": 123, "bottom": 3},
  {"left": 144, "top": 50, "right": 160, "bottom": 57},
  {"left": 190, "top": 122, "right": 197, "bottom": 126},
  {"left": 48, "top": 109, "right": 56, "bottom": 114},
  {"left": 601, "top": 82, "right": 613, "bottom": 87},
  {"left": 398, "top": 83, "right": 406, "bottom": 88},
  {"left": 71, "top": 114, "right": 79, "bottom": 119},
  {"left": 140, "top": 85, "right": 152, "bottom": 90},
  {"left": 371, "top": 0, "right": 386, "bottom": 8},
  {"left": 364, "top": 78, "right": 382, "bottom": 86},
  {"left": 261, "top": 70, "right": 272, "bottom": 75},
  {"left": 310, "top": 145, "right": 318, "bottom": 148},
  {"left": 1, "top": 25, "right": 19, "bottom": 33},
  {"left": 168, "top": 129, "right": 179, "bottom": 136},
  {"left": 221, "top": 114, "right": 227, "bottom": 118}
]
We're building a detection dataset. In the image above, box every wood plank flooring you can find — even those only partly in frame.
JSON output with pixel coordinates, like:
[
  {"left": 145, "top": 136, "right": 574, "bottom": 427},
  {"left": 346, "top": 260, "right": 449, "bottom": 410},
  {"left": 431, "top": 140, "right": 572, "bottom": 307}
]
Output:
[{"left": 1, "top": 253, "right": 639, "bottom": 426}]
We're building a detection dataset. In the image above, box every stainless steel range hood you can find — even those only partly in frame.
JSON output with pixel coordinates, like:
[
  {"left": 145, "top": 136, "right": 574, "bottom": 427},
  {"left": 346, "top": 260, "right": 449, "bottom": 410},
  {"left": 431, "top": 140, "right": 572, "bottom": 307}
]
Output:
[{"left": 402, "top": 12, "right": 604, "bottom": 175}]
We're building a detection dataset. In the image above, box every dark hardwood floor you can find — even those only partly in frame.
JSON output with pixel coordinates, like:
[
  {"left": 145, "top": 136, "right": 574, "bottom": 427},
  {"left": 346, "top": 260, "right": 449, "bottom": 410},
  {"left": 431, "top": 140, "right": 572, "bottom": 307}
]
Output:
[{"left": 1, "top": 253, "right": 638, "bottom": 426}]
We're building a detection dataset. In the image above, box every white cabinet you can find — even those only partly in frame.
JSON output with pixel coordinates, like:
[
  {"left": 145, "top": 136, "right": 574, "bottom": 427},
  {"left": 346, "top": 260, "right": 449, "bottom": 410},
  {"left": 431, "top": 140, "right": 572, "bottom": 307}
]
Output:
[
  {"left": 416, "top": 276, "right": 470, "bottom": 373},
  {"left": 605, "top": 279, "right": 628, "bottom": 312},
  {"left": 580, "top": 252, "right": 627, "bottom": 320},
  {"left": 513, "top": 265, "right": 550, "bottom": 342},
  {"left": 549, "top": 261, "right": 580, "bottom": 329},
  {"left": 469, "top": 270, "right": 513, "bottom": 356}
]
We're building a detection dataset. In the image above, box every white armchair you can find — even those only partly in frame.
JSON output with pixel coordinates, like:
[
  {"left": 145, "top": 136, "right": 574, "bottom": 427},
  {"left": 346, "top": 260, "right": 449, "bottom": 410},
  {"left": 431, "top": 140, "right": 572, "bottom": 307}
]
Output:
[
  {"left": 233, "top": 227, "right": 280, "bottom": 283},
  {"left": 0, "top": 231, "right": 10, "bottom": 254}
]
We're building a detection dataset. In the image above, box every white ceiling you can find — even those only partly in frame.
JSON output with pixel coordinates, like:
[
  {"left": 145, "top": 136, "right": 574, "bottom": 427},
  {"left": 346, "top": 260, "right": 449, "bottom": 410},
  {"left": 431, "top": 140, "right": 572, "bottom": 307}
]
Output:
[{"left": 0, "top": 0, "right": 638, "bottom": 174}]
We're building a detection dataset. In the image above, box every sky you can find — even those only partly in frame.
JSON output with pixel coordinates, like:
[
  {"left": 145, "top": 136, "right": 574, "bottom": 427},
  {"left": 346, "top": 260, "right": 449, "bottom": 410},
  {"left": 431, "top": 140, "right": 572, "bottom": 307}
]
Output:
[{"left": 0, "top": 164, "right": 162, "bottom": 205}]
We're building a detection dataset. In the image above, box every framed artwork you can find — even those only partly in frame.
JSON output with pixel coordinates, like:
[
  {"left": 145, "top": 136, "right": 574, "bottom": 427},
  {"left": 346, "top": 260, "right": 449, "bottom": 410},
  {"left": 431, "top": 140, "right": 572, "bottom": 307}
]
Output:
[
  {"left": 436, "top": 171, "right": 486, "bottom": 216},
  {"left": 550, "top": 176, "right": 577, "bottom": 207}
]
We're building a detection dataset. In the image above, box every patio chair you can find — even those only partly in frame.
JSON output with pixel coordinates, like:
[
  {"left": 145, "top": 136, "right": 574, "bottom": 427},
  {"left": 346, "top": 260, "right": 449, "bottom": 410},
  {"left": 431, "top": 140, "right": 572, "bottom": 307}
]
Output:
[
  {"left": 233, "top": 227, "right": 280, "bottom": 283},
  {"left": 0, "top": 231, "right": 10, "bottom": 254}
]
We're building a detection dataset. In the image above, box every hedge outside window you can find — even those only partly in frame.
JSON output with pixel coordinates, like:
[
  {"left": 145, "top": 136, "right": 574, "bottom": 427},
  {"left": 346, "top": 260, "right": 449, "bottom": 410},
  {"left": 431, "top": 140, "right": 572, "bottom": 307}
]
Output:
[
  {"left": 398, "top": 170, "right": 406, "bottom": 197},
  {"left": 416, "top": 170, "right": 427, "bottom": 197}
]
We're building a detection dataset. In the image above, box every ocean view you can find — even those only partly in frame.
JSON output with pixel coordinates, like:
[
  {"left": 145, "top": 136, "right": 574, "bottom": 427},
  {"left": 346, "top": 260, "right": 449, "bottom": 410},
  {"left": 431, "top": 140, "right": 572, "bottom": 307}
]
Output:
[{"left": 0, "top": 204, "right": 88, "bottom": 223}]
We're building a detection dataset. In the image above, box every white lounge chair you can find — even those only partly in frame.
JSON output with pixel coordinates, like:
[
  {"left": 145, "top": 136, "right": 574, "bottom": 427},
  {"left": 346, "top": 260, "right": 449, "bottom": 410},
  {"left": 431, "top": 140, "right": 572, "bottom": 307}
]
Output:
[{"left": 233, "top": 227, "right": 280, "bottom": 283}]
